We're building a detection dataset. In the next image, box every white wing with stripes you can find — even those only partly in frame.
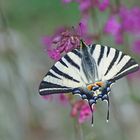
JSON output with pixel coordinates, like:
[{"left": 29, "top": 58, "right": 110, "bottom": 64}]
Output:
[
  {"left": 39, "top": 42, "right": 139, "bottom": 96},
  {"left": 39, "top": 49, "right": 87, "bottom": 95},
  {"left": 90, "top": 44, "right": 139, "bottom": 82}
]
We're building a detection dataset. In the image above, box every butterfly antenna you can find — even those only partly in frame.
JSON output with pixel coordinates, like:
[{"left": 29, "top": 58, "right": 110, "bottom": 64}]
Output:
[
  {"left": 71, "top": 26, "right": 75, "bottom": 32},
  {"left": 79, "top": 22, "right": 83, "bottom": 37},
  {"left": 80, "top": 39, "right": 87, "bottom": 49}
]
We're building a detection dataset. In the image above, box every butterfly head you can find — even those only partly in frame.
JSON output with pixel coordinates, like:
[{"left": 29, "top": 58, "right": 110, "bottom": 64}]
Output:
[{"left": 80, "top": 39, "right": 87, "bottom": 48}]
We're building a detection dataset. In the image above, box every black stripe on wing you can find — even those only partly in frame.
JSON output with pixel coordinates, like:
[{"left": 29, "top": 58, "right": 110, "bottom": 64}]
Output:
[
  {"left": 64, "top": 54, "right": 80, "bottom": 70},
  {"left": 47, "top": 71, "right": 61, "bottom": 80},
  {"left": 39, "top": 81, "right": 73, "bottom": 95},
  {"left": 90, "top": 44, "right": 96, "bottom": 54},
  {"left": 59, "top": 59, "right": 68, "bottom": 68},
  {"left": 107, "top": 47, "right": 110, "bottom": 57},
  {"left": 51, "top": 65, "right": 80, "bottom": 83},
  {"left": 117, "top": 53, "right": 125, "bottom": 64},
  {"left": 72, "top": 49, "right": 82, "bottom": 58},
  {"left": 104, "top": 49, "right": 119, "bottom": 76},
  {"left": 117, "top": 58, "right": 136, "bottom": 74},
  {"left": 97, "top": 45, "right": 104, "bottom": 65},
  {"left": 40, "top": 81, "right": 69, "bottom": 89},
  {"left": 112, "top": 58, "right": 139, "bottom": 81}
]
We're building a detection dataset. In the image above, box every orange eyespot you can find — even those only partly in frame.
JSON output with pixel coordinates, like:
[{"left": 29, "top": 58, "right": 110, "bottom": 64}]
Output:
[
  {"left": 87, "top": 82, "right": 104, "bottom": 91},
  {"left": 87, "top": 85, "right": 93, "bottom": 91},
  {"left": 95, "top": 81, "right": 104, "bottom": 87},
  {"left": 87, "top": 83, "right": 96, "bottom": 91}
]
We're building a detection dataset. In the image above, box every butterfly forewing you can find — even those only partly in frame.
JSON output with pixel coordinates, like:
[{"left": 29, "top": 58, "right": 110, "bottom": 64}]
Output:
[
  {"left": 39, "top": 49, "right": 86, "bottom": 95},
  {"left": 90, "top": 44, "right": 139, "bottom": 81}
]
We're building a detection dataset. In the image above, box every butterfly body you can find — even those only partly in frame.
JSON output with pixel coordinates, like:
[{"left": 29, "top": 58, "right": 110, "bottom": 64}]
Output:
[
  {"left": 39, "top": 40, "right": 139, "bottom": 124},
  {"left": 72, "top": 80, "right": 112, "bottom": 104}
]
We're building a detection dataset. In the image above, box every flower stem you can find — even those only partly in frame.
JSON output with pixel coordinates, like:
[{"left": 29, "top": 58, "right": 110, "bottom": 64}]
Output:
[{"left": 74, "top": 118, "right": 84, "bottom": 140}]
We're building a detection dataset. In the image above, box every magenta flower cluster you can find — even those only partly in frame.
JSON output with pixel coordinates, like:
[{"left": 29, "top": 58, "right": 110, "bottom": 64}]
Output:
[
  {"left": 71, "top": 100, "right": 93, "bottom": 123},
  {"left": 42, "top": 20, "right": 93, "bottom": 61},
  {"left": 63, "top": 0, "right": 110, "bottom": 12},
  {"left": 104, "top": 15, "right": 123, "bottom": 44},
  {"left": 104, "top": 6, "right": 140, "bottom": 54},
  {"left": 42, "top": 27, "right": 81, "bottom": 61}
]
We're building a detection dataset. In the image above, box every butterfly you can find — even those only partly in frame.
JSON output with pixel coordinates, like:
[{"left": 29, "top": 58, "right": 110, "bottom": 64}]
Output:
[{"left": 39, "top": 40, "right": 139, "bottom": 125}]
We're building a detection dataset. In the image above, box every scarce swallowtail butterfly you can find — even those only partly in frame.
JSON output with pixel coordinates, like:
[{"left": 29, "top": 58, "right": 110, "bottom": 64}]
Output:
[{"left": 39, "top": 40, "right": 139, "bottom": 125}]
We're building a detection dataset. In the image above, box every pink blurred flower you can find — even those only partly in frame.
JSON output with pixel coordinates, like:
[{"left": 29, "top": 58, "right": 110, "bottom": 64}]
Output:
[
  {"left": 78, "top": 16, "right": 89, "bottom": 35},
  {"left": 96, "top": 0, "right": 110, "bottom": 11},
  {"left": 42, "top": 94, "right": 69, "bottom": 104},
  {"left": 42, "top": 20, "right": 92, "bottom": 60},
  {"left": 58, "top": 94, "right": 69, "bottom": 104},
  {"left": 104, "top": 16, "right": 123, "bottom": 44},
  {"left": 76, "top": 0, "right": 93, "bottom": 12},
  {"left": 127, "top": 69, "right": 140, "bottom": 80},
  {"left": 71, "top": 100, "right": 93, "bottom": 124},
  {"left": 120, "top": 7, "right": 140, "bottom": 34},
  {"left": 104, "top": 16, "right": 121, "bottom": 35},
  {"left": 62, "top": 0, "right": 72, "bottom": 3},
  {"left": 42, "top": 27, "right": 80, "bottom": 60},
  {"left": 48, "top": 49, "right": 61, "bottom": 61},
  {"left": 42, "top": 95, "right": 53, "bottom": 101},
  {"left": 63, "top": 0, "right": 110, "bottom": 13},
  {"left": 114, "top": 32, "right": 123, "bottom": 44},
  {"left": 42, "top": 27, "right": 66, "bottom": 61},
  {"left": 131, "top": 40, "right": 140, "bottom": 54},
  {"left": 78, "top": 103, "right": 93, "bottom": 123}
]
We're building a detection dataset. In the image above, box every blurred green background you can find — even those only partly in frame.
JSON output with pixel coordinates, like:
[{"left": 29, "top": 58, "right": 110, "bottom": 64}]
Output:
[{"left": 0, "top": 0, "right": 140, "bottom": 140}]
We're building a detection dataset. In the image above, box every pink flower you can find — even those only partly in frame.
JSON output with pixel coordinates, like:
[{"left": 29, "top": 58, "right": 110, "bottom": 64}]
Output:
[
  {"left": 127, "top": 69, "right": 140, "bottom": 80},
  {"left": 42, "top": 95, "right": 53, "bottom": 101},
  {"left": 131, "top": 40, "right": 140, "bottom": 54},
  {"left": 42, "top": 94, "right": 69, "bottom": 104},
  {"left": 78, "top": 16, "right": 89, "bottom": 35},
  {"left": 76, "top": 0, "right": 93, "bottom": 12},
  {"left": 71, "top": 100, "right": 93, "bottom": 124},
  {"left": 62, "top": 0, "right": 72, "bottom": 3},
  {"left": 63, "top": 0, "right": 110, "bottom": 13},
  {"left": 42, "top": 21, "right": 92, "bottom": 60},
  {"left": 114, "top": 32, "right": 123, "bottom": 45},
  {"left": 78, "top": 103, "right": 93, "bottom": 123},
  {"left": 120, "top": 7, "right": 140, "bottom": 34},
  {"left": 58, "top": 94, "right": 69, "bottom": 104},
  {"left": 104, "top": 16, "right": 121, "bottom": 36},
  {"left": 96, "top": 0, "right": 110, "bottom": 11},
  {"left": 104, "top": 16, "right": 123, "bottom": 44},
  {"left": 42, "top": 27, "right": 80, "bottom": 60}
]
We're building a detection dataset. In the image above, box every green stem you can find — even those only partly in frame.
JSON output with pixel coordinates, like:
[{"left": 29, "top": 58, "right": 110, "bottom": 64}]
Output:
[
  {"left": 115, "top": 0, "right": 120, "bottom": 8},
  {"left": 0, "top": 0, "right": 9, "bottom": 31},
  {"left": 74, "top": 118, "right": 84, "bottom": 140},
  {"left": 90, "top": 9, "right": 102, "bottom": 42},
  {"left": 111, "top": 95, "right": 127, "bottom": 140}
]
